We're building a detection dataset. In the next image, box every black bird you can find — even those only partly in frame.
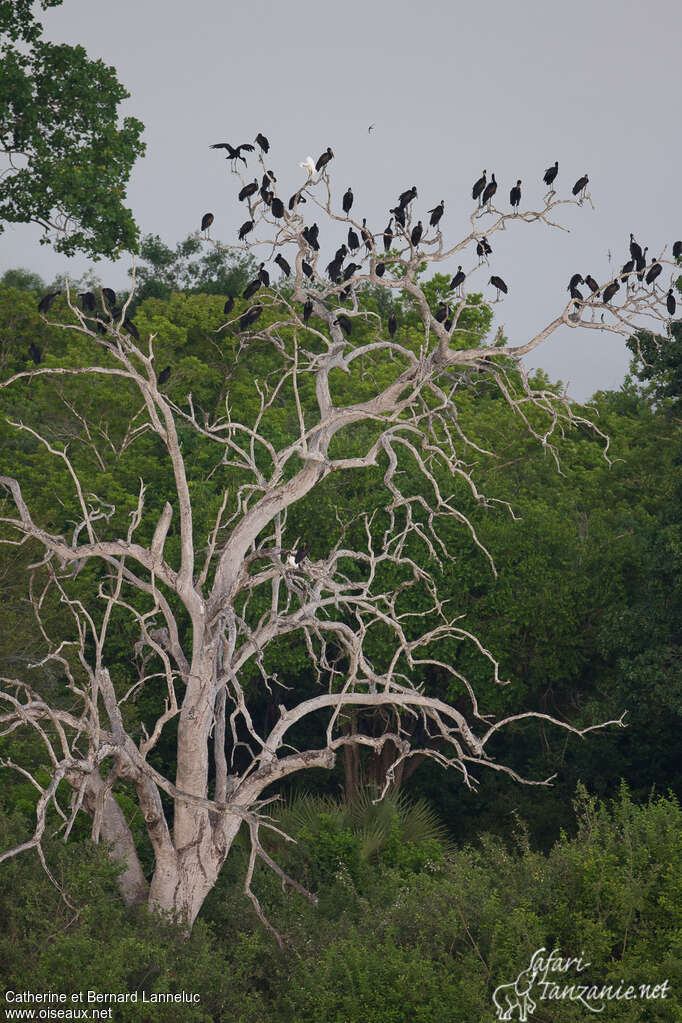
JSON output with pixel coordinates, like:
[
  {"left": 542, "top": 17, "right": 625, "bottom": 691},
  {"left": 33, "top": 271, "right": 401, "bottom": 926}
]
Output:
[
  {"left": 444, "top": 317, "right": 453, "bottom": 331},
  {"left": 28, "top": 342, "right": 42, "bottom": 363},
  {"left": 224, "top": 296, "right": 235, "bottom": 315},
  {"left": 157, "top": 366, "right": 171, "bottom": 387},
  {"left": 390, "top": 205, "right": 406, "bottom": 229},
  {"left": 343, "top": 262, "right": 361, "bottom": 281},
  {"left": 568, "top": 273, "right": 584, "bottom": 292},
  {"left": 572, "top": 174, "right": 589, "bottom": 198},
  {"left": 410, "top": 221, "right": 423, "bottom": 247},
  {"left": 476, "top": 237, "right": 492, "bottom": 261},
  {"left": 383, "top": 219, "right": 394, "bottom": 251},
  {"left": 334, "top": 244, "right": 348, "bottom": 262},
  {"left": 302, "top": 223, "right": 320, "bottom": 250},
  {"left": 287, "top": 541, "right": 310, "bottom": 567},
  {"left": 270, "top": 196, "right": 285, "bottom": 219},
  {"left": 481, "top": 173, "right": 497, "bottom": 207},
  {"left": 584, "top": 275, "right": 600, "bottom": 295},
  {"left": 629, "top": 234, "right": 643, "bottom": 262},
  {"left": 636, "top": 247, "right": 648, "bottom": 282},
  {"left": 123, "top": 318, "right": 139, "bottom": 341},
  {"left": 260, "top": 187, "right": 273, "bottom": 207},
  {"left": 435, "top": 303, "right": 448, "bottom": 323},
  {"left": 348, "top": 227, "right": 359, "bottom": 252},
  {"left": 428, "top": 201, "right": 444, "bottom": 228},
  {"left": 375, "top": 262, "right": 386, "bottom": 277},
  {"left": 302, "top": 260, "right": 313, "bottom": 279},
  {"left": 239, "top": 179, "right": 258, "bottom": 202},
  {"left": 102, "top": 287, "right": 117, "bottom": 309},
  {"left": 274, "top": 253, "right": 291, "bottom": 277},
  {"left": 315, "top": 147, "right": 334, "bottom": 171},
  {"left": 38, "top": 290, "right": 60, "bottom": 313},
  {"left": 398, "top": 185, "right": 417, "bottom": 208},
  {"left": 620, "top": 259, "right": 634, "bottom": 286},
  {"left": 78, "top": 291, "right": 96, "bottom": 312},
  {"left": 243, "top": 277, "right": 262, "bottom": 300},
  {"left": 472, "top": 170, "right": 487, "bottom": 202},
  {"left": 361, "top": 218, "right": 372, "bottom": 252},
  {"left": 543, "top": 161, "right": 559, "bottom": 189},
  {"left": 303, "top": 300, "right": 313, "bottom": 323},
  {"left": 450, "top": 266, "right": 465, "bottom": 293},
  {"left": 262, "top": 170, "right": 277, "bottom": 186},
  {"left": 570, "top": 286, "right": 584, "bottom": 301},
  {"left": 388, "top": 314, "right": 397, "bottom": 338},
  {"left": 210, "top": 141, "right": 254, "bottom": 165},
  {"left": 255, "top": 132, "right": 269, "bottom": 153},
  {"left": 258, "top": 263, "right": 270, "bottom": 287},
  {"left": 645, "top": 261, "right": 662, "bottom": 287},
  {"left": 336, "top": 314, "right": 352, "bottom": 336},
  {"left": 238, "top": 220, "right": 254, "bottom": 241},
  {"left": 673, "top": 240, "right": 682, "bottom": 259},
  {"left": 602, "top": 280, "right": 620, "bottom": 304},
  {"left": 288, "top": 191, "right": 306, "bottom": 210},
  {"left": 200, "top": 211, "right": 214, "bottom": 234},
  {"left": 510, "top": 180, "right": 522, "bottom": 211},
  {"left": 326, "top": 257, "right": 343, "bottom": 283},
  {"left": 342, "top": 188, "right": 354, "bottom": 214},
  {"left": 489, "top": 275, "right": 508, "bottom": 298},
  {"left": 240, "top": 305, "right": 262, "bottom": 330},
  {"left": 666, "top": 289, "right": 676, "bottom": 316}
]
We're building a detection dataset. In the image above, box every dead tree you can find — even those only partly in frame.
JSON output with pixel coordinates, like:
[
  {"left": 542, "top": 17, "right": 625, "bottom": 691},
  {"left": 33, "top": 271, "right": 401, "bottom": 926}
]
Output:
[{"left": 1, "top": 146, "right": 677, "bottom": 938}]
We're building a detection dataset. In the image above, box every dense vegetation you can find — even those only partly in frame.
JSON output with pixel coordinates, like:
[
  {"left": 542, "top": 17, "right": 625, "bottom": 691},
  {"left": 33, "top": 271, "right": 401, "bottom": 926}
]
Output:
[{"left": 0, "top": 259, "right": 680, "bottom": 1018}]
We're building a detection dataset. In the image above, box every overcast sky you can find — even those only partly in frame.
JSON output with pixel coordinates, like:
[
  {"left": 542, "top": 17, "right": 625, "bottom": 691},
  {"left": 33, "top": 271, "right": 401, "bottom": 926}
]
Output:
[{"left": 2, "top": 0, "right": 681, "bottom": 401}]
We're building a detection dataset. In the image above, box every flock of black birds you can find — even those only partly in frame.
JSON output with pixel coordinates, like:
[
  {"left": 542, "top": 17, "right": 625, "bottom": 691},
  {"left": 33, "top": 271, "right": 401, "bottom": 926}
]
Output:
[{"left": 34, "top": 139, "right": 681, "bottom": 368}]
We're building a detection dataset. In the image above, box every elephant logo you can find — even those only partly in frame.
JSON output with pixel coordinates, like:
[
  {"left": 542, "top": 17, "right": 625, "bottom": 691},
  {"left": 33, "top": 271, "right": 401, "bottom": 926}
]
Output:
[{"left": 492, "top": 964, "right": 539, "bottom": 1021}]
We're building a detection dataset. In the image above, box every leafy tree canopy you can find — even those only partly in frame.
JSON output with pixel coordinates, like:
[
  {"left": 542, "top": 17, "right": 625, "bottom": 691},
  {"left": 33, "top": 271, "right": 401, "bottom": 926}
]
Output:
[{"left": 0, "top": 0, "right": 145, "bottom": 258}]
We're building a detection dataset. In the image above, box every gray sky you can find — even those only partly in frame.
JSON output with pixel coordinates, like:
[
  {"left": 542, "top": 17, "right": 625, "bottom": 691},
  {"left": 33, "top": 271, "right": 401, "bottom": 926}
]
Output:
[{"left": 2, "top": 0, "right": 681, "bottom": 401}]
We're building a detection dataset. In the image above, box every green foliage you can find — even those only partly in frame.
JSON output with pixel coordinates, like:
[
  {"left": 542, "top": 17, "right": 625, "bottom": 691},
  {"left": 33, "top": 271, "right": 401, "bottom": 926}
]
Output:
[
  {"left": 0, "top": 3, "right": 145, "bottom": 257},
  {"left": 129, "top": 234, "right": 255, "bottom": 307}
]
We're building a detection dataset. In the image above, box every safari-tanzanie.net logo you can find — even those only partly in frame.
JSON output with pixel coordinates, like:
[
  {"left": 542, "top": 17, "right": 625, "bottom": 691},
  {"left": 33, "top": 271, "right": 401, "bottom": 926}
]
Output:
[{"left": 491, "top": 947, "right": 670, "bottom": 1019}]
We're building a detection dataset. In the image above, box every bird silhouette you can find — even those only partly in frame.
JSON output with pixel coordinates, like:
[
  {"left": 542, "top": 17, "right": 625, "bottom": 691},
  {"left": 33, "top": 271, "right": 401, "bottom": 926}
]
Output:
[
  {"left": 255, "top": 132, "right": 269, "bottom": 153},
  {"left": 427, "top": 201, "right": 444, "bottom": 228},
  {"left": 572, "top": 175, "right": 589, "bottom": 198},
  {"left": 201, "top": 212, "right": 214, "bottom": 235},
  {"left": 383, "top": 219, "right": 394, "bottom": 251},
  {"left": 543, "top": 161, "right": 558, "bottom": 189},
  {"left": 303, "top": 300, "right": 313, "bottom": 323},
  {"left": 375, "top": 262, "right": 386, "bottom": 277},
  {"left": 450, "top": 266, "right": 465, "bottom": 293},
  {"left": 629, "top": 234, "right": 643, "bottom": 262},
  {"left": 666, "top": 289, "right": 676, "bottom": 316},
  {"left": 645, "top": 262, "right": 662, "bottom": 287},
  {"left": 157, "top": 366, "right": 171, "bottom": 387},
  {"left": 243, "top": 278, "right": 262, "bottom": 300},
  {"left": 37, "top": 291, "right": 61, "bottom": 314},
  {"left": 224, "top": 296, "right": 234, "bottom": 315},
  {"left": 489, "top": 275, "right": 508, "bottom": 298},
  {"left": 315, "top": 147, "right": 334, "bottom": 172},
  {"left": 602, "top": 280, "right": 620, "bottom": 304},
  {"left": 388, "top": 314, "right": 397, "bottom": 337},
  {"left": 240, "top": 305, "right": 262, "bottom": 330},
  {"left": 28, "top": 342, "right": 42, "bottom": 363},
  {"left": 274, "top": 253, "right": 291, "bottom": 277},
  {"left": 342, "top": 188, "right": 354, "bottom": 214},
  {"left": 348, "top": 227, "right": 359, "bottom": 252},
  {"left": 239, "top": 180, "right": 258, "bottom": 202},
  {"left": 481, "top": 173, "right": 497, "bottom": 207},
  {"left": 472, "top": 170, "right": 487, "bottom": 202},
  {"left": 510, "top": 180, "right": 522, "bottom": 211},
  {"left": 410, "top": 221, "right": 423, "bottom": 247},
  {"left": 584, "top": 275, "right": 600, "bottom": 295},
  {"left": 673, "top": 240, "right": 682, "bottom": 260},
  {"left": 270, "top": 196, "right": 285, "bottom": 219},
  {"left": 238, "top": 220, "right": 253, "bottom": 241},
  {"left": 210, "top": 141, "right": 254, "bottom": 165}
]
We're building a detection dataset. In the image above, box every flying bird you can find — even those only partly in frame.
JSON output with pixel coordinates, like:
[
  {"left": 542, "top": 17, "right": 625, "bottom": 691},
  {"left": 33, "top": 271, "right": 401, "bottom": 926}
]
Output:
[
  {"left": 37, "top": 291, "right": 61, "bottom": 314},
  {"left": 299, "top": 156, "right": 316, "bottom": 176},
  {"left": 472, "top": 170, "right": 487, "bottom": 202},
  {"left": 255, "top": 132, "right": 269, "bottom": 153},
  {"left": 481, "top": 173, "right": 498, "bottom": 207},
  {"left": 427, "top": 201, "right": 444, "bottom": 228},
  {"left": 510, "top": 180, "right": 522, "bottom": 211},
  {"left": 572, "top": 174, "right": 589, "bottom": 198},
  {"left": 489, "top": 275, "right": 508, "bottom": 298},
  {"left": 543, "top": 161, "right": 559, "bottom": 189},
  {"left": 274, "top": 253, "right": 291, "bottom": 277},
  {"left": 238, "top": 220, "right": 254, "bottom": 241},
  {"left": 315, "top": 147, "right": 334, "bottom": 172},
  {"left": 342, "top": 188, "right": 354, "bottom": 214},
  {"left": 201, "top": 212, "right": 214, "bottom": 235},
  {"left": 210, "top": 141, "right": 254, "bottom": 165},
  {"left": 240, "top": 305, "right": 263, "bottom": 330},
  {"left": 666, "top": 289, "right": 676, "bottom": 316}
]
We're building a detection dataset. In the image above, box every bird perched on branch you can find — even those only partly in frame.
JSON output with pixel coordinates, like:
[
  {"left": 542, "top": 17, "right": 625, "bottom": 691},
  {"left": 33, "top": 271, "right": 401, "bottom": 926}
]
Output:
[
  {"left": 568, "top": 273, "right": 584, "bottom": 293},
  {"left": 239, "top": 179, "right": 258, "bottom": 202},
  {"left": 157, "top": 366, "right": 171, "bottom": 387},
  {"left": 342, "top": 187, "right": 354, "bottom": 214},
  {"left": 629, "top": 234, "right": 643, "bottom": 262},
  {"left": 316, "top": 147, "right": 334, "bottom": 171},
  {"left": 240, "top": 305, "right": 262, "bottom": 330},
  {"left": 645, "top": 261, "right": 662, "bottom": 287},
  {"left": 299, "top": 156, "right": 316, "bottom": 176},
  {"left": 243, "top": 277, "right": 262, "bottom": 300},
  {"left": 303, "top": 300, "right": 313, "bottom": 323},
  {"left": 28, "top": 342, "right": 42, "bottom": 363},
  {"left": 37, "top": 291, "right": 61, "bottom": 314},
  {"left": 258, "top": 263, "right": 270, "bottom": 287},
  {"left": 481, "top": 173, "right": 497, "bottom": 207},
  {"left": 223, "top": 296, "right": 234, "bottom": 315},
  {"left": 238, "top": 220, "right": 254, "bottom": 241},
  {"left": 347, "top": 227, "right": 359, "bottom": 252},
  {"left": 584, "top": 275, "right": 600, "bottom": 296},
  {"left": 390, "top": 205, "right": 406, "bottom": 229},
  {"left": 410, "top": 221, "right": 423, "bottom": 247},
  {"left": 361, "top": 218, "right": 372, "bottom": 253},
  {"left": 472, "top": 170, "right": 486, "bottom": 202},
  {"left": 572, "top": 174, "right": 589, "bottom": 198},
  {"left": 201, "top": 212, "right": 214, "bottom": 236},
  {"left": 666, "top": 289, "right": 676, "bottom": 316},
  {"left": 510, "top": 180, "right": 521, "bottom": 211},
  {"left": 428, "top": 201, "right": 444, "bottom": 228},
  {"left": 270, "top": 196, "right": 285, "bottom": 219},
  {"left": 255, "top": 132, "right": 269, "bottom": 153},
  {"left": 476, "top": 237, "right": 492, "bottom": 261},
  {"left": 635, "top": 247, "right": 648, "bottom": 282},
  {"left": 383, "top": 219, "right": 394, "bottom": 251},
  {"left": 336, "top": 314, "right": 353, "bottom": 337},
  {"left": 274, "top": 253, "right": 291, "bottom": 277},
  {"left": 302, "top": 260, "right": 313, "bottom": 279},
  {"left": 450, "top": 266, "right": 465, "bottom": 294},
  {"left": 287, "top": 542, "right": 310, "bottom": 567},
  {"left": 543, "top": 161, "right": 558, "bottom": 190},
  {"left": 375, "top": 262, "right": 386, "bottom": 277},
  {"left": 620, "top": 260, "right": 634, "bottom": 287},
  {"left": 210, "top": 141, "right": 254, "bottom": 166},
  {"left": 79, "top": 291, "right": 96, "bottom": 312},
  {"left": 398, "top": 185, "right": 417, "bottom": 209},
  {"left": 101, "top": 287, "right": 117, "bottom": 310},
  {"left": 673, "top": 240, "right": 682, "bottom": 259},
  {"left": 602, "top": 280, "right": 620, "bottom": 304},
  {"left": 388, "top": 314, "right": 397, "bottom": 338},
  {"left": 489, "top": 275, "right": 508, "bottom": 299},
  {"left": 302, "top": 223, "right": 320, "bottom": 250}
]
